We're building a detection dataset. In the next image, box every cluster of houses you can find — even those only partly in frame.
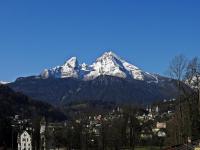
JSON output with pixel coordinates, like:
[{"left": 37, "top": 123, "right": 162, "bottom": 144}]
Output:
[
  {"left": 73, "top": 107, "right": 123, "bottom": 137},
  {"left": 14, "top": 103, "right": 175, "bottom": 150},
  {"left": 136, "top": 105, "right": 173, "bottom": 140},
  {"left": 14, "top": 107, "right": 124, "bottom": 150}
]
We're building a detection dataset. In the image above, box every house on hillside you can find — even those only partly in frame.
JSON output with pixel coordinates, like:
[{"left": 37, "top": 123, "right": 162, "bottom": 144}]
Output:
[{"left": 17, "top": 130, "right": 32, "bottom": 150}]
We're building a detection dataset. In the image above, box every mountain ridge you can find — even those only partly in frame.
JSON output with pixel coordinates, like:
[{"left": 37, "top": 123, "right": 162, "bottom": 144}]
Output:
[{"left": 40, "top": 51, "right": 158, "bottom": 83}]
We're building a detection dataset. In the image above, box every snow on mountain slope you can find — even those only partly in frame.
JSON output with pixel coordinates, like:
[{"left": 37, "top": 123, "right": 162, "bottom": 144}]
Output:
[
  {"left": 84, "top": 52, "right": 128, "bottom": 80},
  {"left": 185, "top": 75, "right": 200, "bottom": 89},
  {"left": 41, "top": 57, "right": 80, "bottom": 78},
  {"left": 0, "top": 81, "right": 9, "bottom": 84},
  {"left": 40, "top": 51, "right": 158, "bottom": 82}
]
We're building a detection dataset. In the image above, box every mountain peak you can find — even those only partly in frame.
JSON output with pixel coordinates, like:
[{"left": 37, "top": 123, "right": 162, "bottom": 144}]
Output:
[
  {"left": 102, "top": 51, "right": 117, "bottom": 56},
  {"left": 63, "top": 57, "right": 78, "bottom": 68},
  {"left": 41, "top": 56, "right": 80, "bottom": 79},
  {"left": 65, "top": 56, "right": 77, "bottom": 62},
  {"left": 40, "top": 51, "right": 158, "bottom": 82},
  {"left": 98, "top": 51, "right": 121, "bottom": 61}
]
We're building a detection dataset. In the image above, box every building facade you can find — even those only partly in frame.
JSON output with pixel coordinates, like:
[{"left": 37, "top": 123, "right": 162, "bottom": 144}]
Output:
[{"left": 17, "top": 131, "right": 32, "bottom": 150}]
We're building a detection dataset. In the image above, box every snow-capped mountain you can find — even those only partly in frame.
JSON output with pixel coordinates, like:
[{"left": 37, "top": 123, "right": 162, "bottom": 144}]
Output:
[
  {"left": 40, "top": 51, "right": 158, "bottom": 83},
  {"left": 9, "top": 51, "right": 189, "bottom": 105},
  {"left": 41, "top": 57, "right": 80, "bottom": 79}
]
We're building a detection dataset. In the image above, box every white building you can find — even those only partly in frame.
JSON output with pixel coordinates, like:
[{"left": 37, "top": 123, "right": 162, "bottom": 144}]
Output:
[
  {"left": 156, "top": 122, "right": 166, "bottom": 129},
  {"left": 157, "top": 131, "right": 166, "bottom": 137},
  {"left": 18, "top": 130, "right": 32, "bottom": 150}
]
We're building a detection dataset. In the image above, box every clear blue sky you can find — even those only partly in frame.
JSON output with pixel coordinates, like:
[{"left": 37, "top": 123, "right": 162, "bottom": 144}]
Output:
[{"left": 0, "top": 0, "right": 200, "bottom": 81}]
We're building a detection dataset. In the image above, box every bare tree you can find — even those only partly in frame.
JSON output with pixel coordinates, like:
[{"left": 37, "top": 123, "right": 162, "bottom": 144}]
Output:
[
  {"left": 167, "top": 54, "right": 188, "bottom": 144},
  {"left": 185, "top": 57, "right": 200, "bottom": 110},
  {"left": 185, "top": 57, "right": 200, "bottom": 89},
  {"left": 167, "top": 56, "right": 200, "bottom": 144},
  {"left": 168, "top": 54, "right": 188, "bottom": 82},
  {"left": 168, "top": 54, "right": 188, "bottom": 97}
]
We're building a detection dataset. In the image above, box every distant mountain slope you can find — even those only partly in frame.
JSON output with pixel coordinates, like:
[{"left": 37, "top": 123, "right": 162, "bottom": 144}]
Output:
[
  {"left": 9, "top": 76, "right": 81, "bottom": 104},
  {"left": 8, "top": 75, "right": 185, "bottom": 105},
  {"left": 0, "top": 84, "right": 66, "bottom": 121},
  {"left": 60, "top": 75, "right": 180, "bottom": 104}
]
